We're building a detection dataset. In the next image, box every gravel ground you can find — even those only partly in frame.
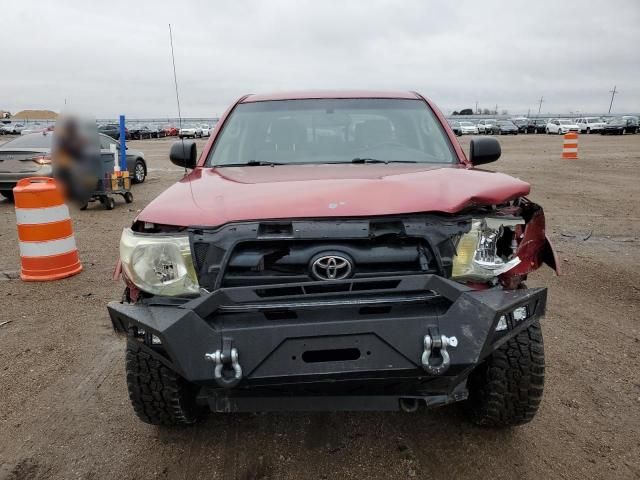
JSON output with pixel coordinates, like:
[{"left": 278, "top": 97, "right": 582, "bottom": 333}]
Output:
[{"left": 0, "top": 133, "right": 639, "bottom": 480}]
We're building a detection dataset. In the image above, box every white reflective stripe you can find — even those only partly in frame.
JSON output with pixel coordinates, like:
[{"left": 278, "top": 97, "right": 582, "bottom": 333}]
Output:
[
  {"left": 19, "top": 236, "right": 77, "bottom": 257},
  {"left": 563, "top": 148, "right": 578, "bottom": 153},
  {"left": 15, "top": 205, "right": 69, "bottom": 225}
]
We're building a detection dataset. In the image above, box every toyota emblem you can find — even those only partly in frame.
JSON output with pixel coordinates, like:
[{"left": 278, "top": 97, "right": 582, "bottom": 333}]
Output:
[{"left": 311, "top": 254, "right": 353, "bottom": 281}]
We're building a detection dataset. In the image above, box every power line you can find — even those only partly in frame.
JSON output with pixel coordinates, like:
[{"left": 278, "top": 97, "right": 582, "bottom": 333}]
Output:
[
  {"left": 608, "top": 86, "right": 618, "bottom": 114},
  {"left": 537, "top": 96, "right": 544, "bottom": 117}
]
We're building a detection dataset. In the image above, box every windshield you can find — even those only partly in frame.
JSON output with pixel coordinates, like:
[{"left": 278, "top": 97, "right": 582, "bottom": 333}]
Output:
[
  {"left": 207, "top": 99, "right": 457, "bottom": 166},
  {"left": 1, "top": 133, "right": 53, "bottom": 148},
  {"left": 497, "top": 121, "right": 514, "bottom": 126},
  {"left": 558, "top": 120, "right": 573, "bottom": 125},
  {"left": 459, "top": 121, "right": 474, "bottom": 126}
]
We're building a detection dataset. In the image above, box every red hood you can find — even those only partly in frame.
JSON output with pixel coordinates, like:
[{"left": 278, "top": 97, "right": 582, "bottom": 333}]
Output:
[{"left": 137, "top": 164, "right": 530, "bottom": 227}]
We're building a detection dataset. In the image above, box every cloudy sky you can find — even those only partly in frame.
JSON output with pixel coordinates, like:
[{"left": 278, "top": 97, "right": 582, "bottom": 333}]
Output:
[{"left": 2, "top": 0, "right": 639, "bottom": 118}]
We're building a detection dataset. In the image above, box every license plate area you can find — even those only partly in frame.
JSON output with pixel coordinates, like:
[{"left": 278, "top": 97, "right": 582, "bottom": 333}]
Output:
[{"left": 249, "top": 333, "right": 416, "bottom": 379}]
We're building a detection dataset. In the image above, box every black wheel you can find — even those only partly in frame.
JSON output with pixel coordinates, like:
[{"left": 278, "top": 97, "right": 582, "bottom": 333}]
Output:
[
  {"left": 124, "top": 191, "right": 133, "bottom": 203},
  {"left": 465, "top": 320, "right": 545, "bottom": 428},
  {"left": 79, "top": 202, "right": 88, "bottom": 210},
  {"left": 126, "top": 337, "right": 203, "bottom": 425},
  {"left": 105, "top": 196, "right": 115, "bottom": 210},
  {"left": 133, "top": 160, "right": 146, "bottom": 184},
  {"left": 0, "top": 190, "right": 14, "bottom": 202}
]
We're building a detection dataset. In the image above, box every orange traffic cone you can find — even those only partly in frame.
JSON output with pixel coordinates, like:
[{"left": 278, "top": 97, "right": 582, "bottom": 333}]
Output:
[
  {"left": 562, "top": 132, "right": 578, "bottom": 159},
  {"left": 13, "top": 177, "right": 82, "bottom": 281}
]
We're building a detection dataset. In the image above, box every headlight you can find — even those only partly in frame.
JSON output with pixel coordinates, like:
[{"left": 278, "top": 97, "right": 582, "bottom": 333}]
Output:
[
  {"left": 119, "top": 228, "right": 199, "bottom": 296},
  {"left": 451, "top": 218, "right": 524, "bottom": 283}
]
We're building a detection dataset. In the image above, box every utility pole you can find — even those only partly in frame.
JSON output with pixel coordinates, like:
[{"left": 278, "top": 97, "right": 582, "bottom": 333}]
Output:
[
  {"left": 494, "top": 104, "right": 498, "bottom": 115},
  {"left": 608, "top": 86, "right": 618, "bottom": 114},
  {"left": 537, "top": 96, "right": 544, "bottom": 117},
  {"left": 475, "top": 100, "right": 479, "bottom": 114}
]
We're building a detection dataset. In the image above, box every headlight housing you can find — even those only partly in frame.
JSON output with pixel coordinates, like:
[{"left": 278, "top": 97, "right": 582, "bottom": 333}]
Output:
[
  {"left": 451, "top": 218, "right": 524, "bottom": 283},
  {"left": 120, "top": 228, "right": 199, "bottom": 296}
]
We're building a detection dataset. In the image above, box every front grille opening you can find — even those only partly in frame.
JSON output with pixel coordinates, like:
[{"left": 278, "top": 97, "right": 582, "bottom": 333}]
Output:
[
  {"left": 258, "top": 222, "right": 293, "bottom": 237},
  {"left": 193, "top": 242, "right": 209, "bottom": 269},
  {"left": 221, "top": 237, "right": 437, "bottom": 288},
  {"left": 352, "top": 279, "right": 400, "bottom": 291},
  {"left": 359, "top": 305, "right": 392, "bottom": 315},
  {"left": 263, "top": 310, "right": 298, "bottom": 320},
  {"left": 255, "top": 286, "right": 304, "bottom": 297},
  {"left": 302, "top": 348, "right": 361, "bottom": 363},
  {"left": 305, "top": 283, "right": 351, "bottom": 294}
]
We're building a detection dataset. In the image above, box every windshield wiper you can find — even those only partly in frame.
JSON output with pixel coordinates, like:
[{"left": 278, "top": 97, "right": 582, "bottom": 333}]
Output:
[
  {"left": 351, "top": 158, "right": 419, "bottom": 164},
  {"left": 217, "top": 161, "right": 284, "bottom": 167}
]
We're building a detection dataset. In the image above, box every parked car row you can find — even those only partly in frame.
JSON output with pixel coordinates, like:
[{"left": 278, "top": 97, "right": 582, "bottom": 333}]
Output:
[
  {"left": 3, "top": 121, "right": 218, "bottom": 140},
  {"left": 448, "top": 115, "right": 639, "bottom": 136}
]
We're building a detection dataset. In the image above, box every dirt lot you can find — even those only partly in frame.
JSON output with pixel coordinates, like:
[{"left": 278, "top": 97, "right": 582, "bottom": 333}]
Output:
[{"left": 0, "top": 133, "right": 639, "bottom": 480}]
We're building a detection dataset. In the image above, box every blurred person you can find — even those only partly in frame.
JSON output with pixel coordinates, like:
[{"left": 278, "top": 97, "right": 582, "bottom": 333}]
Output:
[{"left": 51, "top": 115, "right": 100, "bottom": 205}]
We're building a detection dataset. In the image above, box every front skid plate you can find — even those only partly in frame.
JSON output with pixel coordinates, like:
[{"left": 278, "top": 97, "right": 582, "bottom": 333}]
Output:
[{"left": 108, "top": 275, "right": 547, "bottom": 388}]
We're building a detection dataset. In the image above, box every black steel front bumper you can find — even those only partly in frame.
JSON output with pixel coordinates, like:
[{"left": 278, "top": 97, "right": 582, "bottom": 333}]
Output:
[{"left": 108, "top": 275, "right": 546, "bottom": 412}]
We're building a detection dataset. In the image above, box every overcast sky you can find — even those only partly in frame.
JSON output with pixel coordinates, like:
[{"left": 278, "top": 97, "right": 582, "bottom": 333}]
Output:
[{"left": 2, "top": 0, "right": 639, "bottom": 118}]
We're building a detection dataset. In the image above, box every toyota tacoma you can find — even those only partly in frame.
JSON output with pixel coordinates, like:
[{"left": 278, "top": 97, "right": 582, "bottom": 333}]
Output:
[{"left": 108, "top": 91, "right": 558, "bottom": 427}]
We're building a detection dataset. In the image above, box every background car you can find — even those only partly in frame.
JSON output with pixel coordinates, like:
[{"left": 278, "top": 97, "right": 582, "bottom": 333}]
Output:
[
  {"left": 1, "top": 123, "right": 26, "bottom": 134},
  {"left": 447, "top": 120, "right": 462, "bottom": 136},
  {"left": 546, "top": 119, "right": 580, "bottom": 135},
  {"left": 575, "top": 117, "right": 606, "bottom": 134},
  {"left": 458, "top": 121, "right": 479, "bottom": 135},
  {"left": 163, "top": 125, "right": 179, "bottom": 136},
  {"left": 621, "top": 116, "right": 639, "bottom": 133},
  {"left": 98, "top": 124, "right": 128, "bottom": 140},
  {"left": 527, "top": 118, "right": 548, "bottom": 134},
  {"left": 489, "top": 120, "right": 518, "bottom": 135},
  {"left": 601, "top": 116, "right": 639, "bottom": 135},
  {"left": 0, "top": 132, "right": 147, "bottom": 200},
  {"left": 178, "top": 124, "right": 203, "bottom": 138},
  {"left": 477, "top": 119, "right": 497, "bottom": 134},
  {"left": 200, "top": 124, "right": 211, "bottom": 137},
  {"left": 511, "top": 118, "right": 529, "bottom": 133}
]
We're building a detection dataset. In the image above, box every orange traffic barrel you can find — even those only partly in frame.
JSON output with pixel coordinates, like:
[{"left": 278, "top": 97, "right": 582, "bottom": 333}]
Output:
[
  {"left": 13, "top": 177, "right": 82, "bottom": 281},
  {"left": 562, "top": 132, "right": 578, "bottom": 159}
]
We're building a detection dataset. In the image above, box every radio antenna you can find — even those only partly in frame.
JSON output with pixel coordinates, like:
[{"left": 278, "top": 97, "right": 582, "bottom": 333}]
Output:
[
  {"left": 168, "top": 24, "right": 183, "bottom": 129},
  {"left": 168, "top": 24, "right": 187, "bottom": 174}
]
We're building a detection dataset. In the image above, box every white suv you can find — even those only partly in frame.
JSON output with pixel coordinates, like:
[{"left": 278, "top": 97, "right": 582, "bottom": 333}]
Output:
[
  {"left": 575, "top": 117, "right": 606, "bottom": 134},
  {"left": 546, "top": 119, "right": 580, "bottom": 135},
  {"left": 477, "top": 119, "right": 497, "bottom": 134}
]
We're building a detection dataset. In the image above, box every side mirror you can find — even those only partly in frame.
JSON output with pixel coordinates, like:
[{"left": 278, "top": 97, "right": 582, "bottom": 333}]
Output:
[
  {"left": 170, "top": 140, "right": 197, "bottom": 169},
  {"left": 469, "top": 137, "right": 501, "bottom": 166}
]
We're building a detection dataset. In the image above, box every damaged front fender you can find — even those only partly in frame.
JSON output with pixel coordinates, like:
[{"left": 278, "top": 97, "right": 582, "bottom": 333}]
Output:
[{"left": 500, "top": 200, "right": 559, "bottom": 288}]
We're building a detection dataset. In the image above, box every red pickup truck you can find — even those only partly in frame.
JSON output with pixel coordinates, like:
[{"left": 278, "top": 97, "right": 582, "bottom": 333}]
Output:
[{"left": 108, "top": 90, "right": 558, "bottom": 427}]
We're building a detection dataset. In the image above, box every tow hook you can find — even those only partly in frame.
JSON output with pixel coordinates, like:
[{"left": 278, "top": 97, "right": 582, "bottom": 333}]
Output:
[
  {"left": 421, "top": 331, "right": 458, "bottom": 375},
  {"left": 205, "top": 337, "right": 243, "bottom": 388}
]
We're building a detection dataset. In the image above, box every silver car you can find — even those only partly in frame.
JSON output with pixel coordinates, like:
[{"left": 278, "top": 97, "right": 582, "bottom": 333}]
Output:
[{"left": 0, "top": 132, "right": 147, "bottom": 201}]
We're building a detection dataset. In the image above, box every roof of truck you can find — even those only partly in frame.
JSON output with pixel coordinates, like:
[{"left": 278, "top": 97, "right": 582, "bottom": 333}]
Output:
[{"left": 241, "top": 90, "right": 422, "bottom": 103}]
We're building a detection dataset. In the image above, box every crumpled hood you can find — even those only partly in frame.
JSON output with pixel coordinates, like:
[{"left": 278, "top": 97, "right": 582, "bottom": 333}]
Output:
[{"left": 137, "top": 164, "right": 530, "bottom": 227}]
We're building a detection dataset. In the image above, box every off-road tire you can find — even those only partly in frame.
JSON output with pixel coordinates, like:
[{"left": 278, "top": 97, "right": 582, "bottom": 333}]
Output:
[
  {"left": 465, "top": 320, "right": 545, "bottom": 428},
  {"left": 126, "top": 338, "right": 203, "bottom": 425}
]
